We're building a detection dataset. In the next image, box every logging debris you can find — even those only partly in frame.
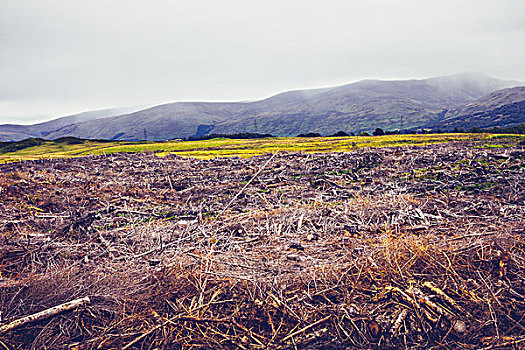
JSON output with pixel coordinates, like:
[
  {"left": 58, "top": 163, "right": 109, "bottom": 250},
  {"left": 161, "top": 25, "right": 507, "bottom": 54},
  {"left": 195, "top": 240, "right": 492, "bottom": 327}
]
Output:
[{"left": 0, "top": 139, "right": 524, "bottom": 349}]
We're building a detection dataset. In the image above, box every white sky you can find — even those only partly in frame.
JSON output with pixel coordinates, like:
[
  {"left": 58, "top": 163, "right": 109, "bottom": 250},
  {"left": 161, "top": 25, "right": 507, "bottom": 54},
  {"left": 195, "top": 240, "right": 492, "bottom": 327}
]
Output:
[{"left": 1, "top": 0, "right": 524, "bottom": 124}]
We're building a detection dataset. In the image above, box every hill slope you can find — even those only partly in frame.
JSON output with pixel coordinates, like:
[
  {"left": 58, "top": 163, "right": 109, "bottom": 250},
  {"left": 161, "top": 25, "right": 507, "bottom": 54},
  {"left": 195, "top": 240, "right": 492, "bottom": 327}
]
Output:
[
  {"left": 0, "top": 107, "right": 140, "bottom": 142},
  {"left": 425, "top": 86, "right": 525, "bottom": 130},
  {"left": 211, "top": 73, "right": 519, "bottom": 137},
  {"left": 5, "top": 73, "right": 520, "bottom": 141}
]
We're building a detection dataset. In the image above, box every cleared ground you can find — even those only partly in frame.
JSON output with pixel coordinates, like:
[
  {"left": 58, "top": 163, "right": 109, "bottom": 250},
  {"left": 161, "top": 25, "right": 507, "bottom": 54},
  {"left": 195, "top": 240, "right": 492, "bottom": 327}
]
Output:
[{"left": 0, "top": 136, "right": 524, "bottom": 349}]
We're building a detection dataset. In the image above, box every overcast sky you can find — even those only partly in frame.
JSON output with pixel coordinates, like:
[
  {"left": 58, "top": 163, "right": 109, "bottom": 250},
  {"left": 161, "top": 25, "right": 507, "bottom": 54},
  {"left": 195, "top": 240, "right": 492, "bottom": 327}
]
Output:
[{"left": 1, "top": 0, "right": 524, "bottom": 124}]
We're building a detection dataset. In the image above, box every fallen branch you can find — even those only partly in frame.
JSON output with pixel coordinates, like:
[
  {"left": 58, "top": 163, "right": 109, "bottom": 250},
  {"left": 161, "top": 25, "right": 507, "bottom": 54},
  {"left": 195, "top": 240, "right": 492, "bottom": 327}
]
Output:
[
  {"left": 409, "top": 287, "right": 466, "bottom": 333},
  {"left": 168, "top": 316, "right": 232, "bottom": 323},
  {"left": 0, "top": 297, "right": 90, "bottom": 334},
  {"left": 422, "top": 281, "right": 465, "bottom": 314}
]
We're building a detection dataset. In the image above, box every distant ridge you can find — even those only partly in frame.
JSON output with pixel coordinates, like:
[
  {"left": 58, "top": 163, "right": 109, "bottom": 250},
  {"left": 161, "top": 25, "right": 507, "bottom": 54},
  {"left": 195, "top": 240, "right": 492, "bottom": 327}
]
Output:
[
  {"left": 1, "top": 73, "right": 521, "bottom": 141},
  {"left": 425, "top": 86, "right": 525, "bottom": 131},
  {"left": 0, "top": 107, "right": 142, "bottom": 142}
]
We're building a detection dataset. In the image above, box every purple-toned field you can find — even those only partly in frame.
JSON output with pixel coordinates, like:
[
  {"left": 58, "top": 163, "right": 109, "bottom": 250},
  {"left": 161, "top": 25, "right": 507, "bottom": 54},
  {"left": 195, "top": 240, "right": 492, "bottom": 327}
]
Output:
[{"left": 0, "top": 140, "right": 524, "bottom": 349}]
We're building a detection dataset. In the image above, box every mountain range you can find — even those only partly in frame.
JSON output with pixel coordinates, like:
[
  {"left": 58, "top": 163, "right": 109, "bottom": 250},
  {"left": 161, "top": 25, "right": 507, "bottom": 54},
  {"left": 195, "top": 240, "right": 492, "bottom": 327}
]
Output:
[
  {"left": 0, "top": 107, "right": 141, "bottom": 142},
  {"left": 1, "top": 73, "right": 523, "bottom": 142}
]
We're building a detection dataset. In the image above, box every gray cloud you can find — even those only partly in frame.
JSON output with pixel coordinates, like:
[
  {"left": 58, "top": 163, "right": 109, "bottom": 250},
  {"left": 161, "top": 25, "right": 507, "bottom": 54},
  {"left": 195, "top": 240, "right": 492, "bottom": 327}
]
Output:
[{"left": 1, "top": 0, "right": 524, "bottom": 123}]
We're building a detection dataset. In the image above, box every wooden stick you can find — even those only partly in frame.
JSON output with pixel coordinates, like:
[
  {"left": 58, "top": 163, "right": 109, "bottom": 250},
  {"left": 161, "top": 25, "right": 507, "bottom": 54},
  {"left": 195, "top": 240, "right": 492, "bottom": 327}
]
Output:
[
  {"left": 219, "top": 151, "right": 278, "bottom": 217},
  {"left": 0, "top": 297, "right": 90, "bottom": 334},
  {"left": 282, "top": 315, "right": 331, "bottom": 341},
  {"left": 0, "top": 339, "right": 11, "bottom": 350},
  {"left": 168, "top": 316, "right": 232, "bottom": 323},
  {"left": 422, "top": 281, "right": 464, "bottom": 313},
  {"left": 479, "top": 337, "right": 525, "bottom": 350},
  {"left": 390, "top": 308, "right": 408, "bottom": 337}
]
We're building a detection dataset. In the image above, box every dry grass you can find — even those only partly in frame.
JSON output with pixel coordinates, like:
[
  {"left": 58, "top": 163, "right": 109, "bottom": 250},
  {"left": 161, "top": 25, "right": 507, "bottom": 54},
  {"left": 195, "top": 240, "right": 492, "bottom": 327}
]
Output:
[{"left": 0, "top": 140, "right": 524, "bottom": 349}]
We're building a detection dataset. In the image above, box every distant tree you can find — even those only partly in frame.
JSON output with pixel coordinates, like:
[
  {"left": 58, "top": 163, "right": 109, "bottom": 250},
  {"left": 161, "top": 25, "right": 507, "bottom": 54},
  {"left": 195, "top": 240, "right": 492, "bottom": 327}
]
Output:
[
  {"left": 373, "top": 128, "right": 385, "bottom": 136},
  {"left": 330, "top": 131, "right": 349, "bottom": 137},
  {"left": 471, "top": 123, "right": 525, "bottom": 135},
  {"left": 453, "top": 127, "right": 460, "bottom": 133},
  {"left": 297, "top": 132, "right": 322, "bottom": 137},
  {"left": 358, "top": 132, "right": 370, "bottom": 136}
]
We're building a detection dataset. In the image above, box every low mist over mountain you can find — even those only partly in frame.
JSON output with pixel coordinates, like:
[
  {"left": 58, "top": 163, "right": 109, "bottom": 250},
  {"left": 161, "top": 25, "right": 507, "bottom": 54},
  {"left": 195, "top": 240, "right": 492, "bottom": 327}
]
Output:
[
  {"left": 426, "top": 86, "right": 525, "bottom": 131},
  {"left": 1, "top": 73, "right": 522, "bottom": 141},
  {"left": 0, "top": 107, "right": 140, "bottom": 142}
]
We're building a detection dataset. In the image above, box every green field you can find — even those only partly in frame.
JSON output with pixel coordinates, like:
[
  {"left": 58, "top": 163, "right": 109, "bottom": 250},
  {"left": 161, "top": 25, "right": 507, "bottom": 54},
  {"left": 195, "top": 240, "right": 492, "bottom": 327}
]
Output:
[{"left": 0, "top": 133, "right": 522, "bottom": 163}]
